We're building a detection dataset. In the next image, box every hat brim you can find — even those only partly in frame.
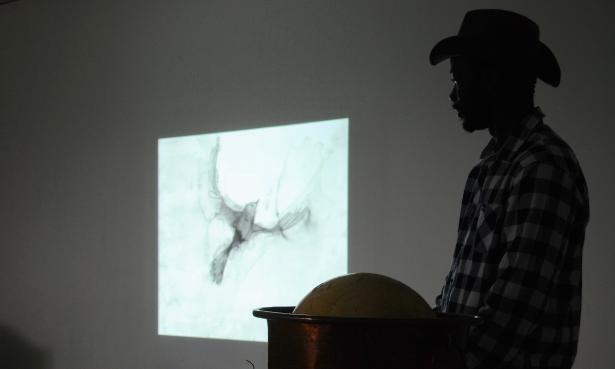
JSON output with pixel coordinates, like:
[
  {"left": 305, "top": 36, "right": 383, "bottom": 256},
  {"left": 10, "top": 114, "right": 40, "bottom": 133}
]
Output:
[
  {"left": 536, "top": 42, "right": 560, "bottom": 87},
  {"left": 429, "top": 36, "right": 465, "bottom": 66},
  {"left": 429, "top": 36, "right": 561, "bottom": 87}
]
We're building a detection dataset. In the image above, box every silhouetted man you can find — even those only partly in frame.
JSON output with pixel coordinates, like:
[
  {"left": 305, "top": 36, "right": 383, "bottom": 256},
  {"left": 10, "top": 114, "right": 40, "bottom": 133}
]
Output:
[{"left": 429, "top": 10, "right": 589, "bottom": 369}]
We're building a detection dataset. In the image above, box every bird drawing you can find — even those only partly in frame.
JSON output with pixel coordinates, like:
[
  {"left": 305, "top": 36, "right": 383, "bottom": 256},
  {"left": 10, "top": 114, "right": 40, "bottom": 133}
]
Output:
[{"left": 200, "top": 138, "right": 311, "bottom": 284}]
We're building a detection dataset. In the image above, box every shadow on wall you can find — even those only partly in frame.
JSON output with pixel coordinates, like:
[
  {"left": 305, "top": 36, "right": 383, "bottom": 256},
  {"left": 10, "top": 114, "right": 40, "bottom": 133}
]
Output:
[{"left": 0, "top": 324, "right": 50, "bottom": 369}]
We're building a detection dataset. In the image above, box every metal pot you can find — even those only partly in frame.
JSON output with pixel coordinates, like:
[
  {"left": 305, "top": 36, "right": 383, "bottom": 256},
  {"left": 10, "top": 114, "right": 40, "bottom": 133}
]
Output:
[{"left": 253, "top": 306, "right": 480, "bottom": 369}]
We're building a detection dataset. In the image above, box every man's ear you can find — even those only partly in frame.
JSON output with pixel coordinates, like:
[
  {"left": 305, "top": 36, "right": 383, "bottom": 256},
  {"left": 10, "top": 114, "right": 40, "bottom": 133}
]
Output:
[{"left": 479, "top": 67, "right": 500, "bottom": 96}]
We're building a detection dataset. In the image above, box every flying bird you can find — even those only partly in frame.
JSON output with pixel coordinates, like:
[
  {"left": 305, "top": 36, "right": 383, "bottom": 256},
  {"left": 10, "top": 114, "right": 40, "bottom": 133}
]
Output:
[{"left": 200, "top": 138, "right": 311, "bottom": 284}]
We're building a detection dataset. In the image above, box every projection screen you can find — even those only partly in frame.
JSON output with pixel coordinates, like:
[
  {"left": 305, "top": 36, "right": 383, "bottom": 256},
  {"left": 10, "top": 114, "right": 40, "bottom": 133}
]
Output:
[{"left": 158, "top": 118, "right": 348, "bottom": 342}]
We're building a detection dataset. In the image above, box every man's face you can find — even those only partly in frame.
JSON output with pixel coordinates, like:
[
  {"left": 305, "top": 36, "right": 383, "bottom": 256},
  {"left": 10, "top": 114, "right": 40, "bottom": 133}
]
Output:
[{"left": 449, "top": 56, "right": 492, "bottom": 132}]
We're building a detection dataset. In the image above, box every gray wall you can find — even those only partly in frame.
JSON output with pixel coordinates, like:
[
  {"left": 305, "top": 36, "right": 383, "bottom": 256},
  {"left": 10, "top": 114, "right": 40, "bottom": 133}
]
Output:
[{"left": 1, "top": 1, "right": 613, "bottom": 368}]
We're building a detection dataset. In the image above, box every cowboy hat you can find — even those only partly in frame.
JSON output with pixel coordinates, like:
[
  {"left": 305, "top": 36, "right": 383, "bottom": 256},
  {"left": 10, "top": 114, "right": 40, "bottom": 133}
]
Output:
[{"left": 429, "top": 9, "right": 561, "bottom": 87}]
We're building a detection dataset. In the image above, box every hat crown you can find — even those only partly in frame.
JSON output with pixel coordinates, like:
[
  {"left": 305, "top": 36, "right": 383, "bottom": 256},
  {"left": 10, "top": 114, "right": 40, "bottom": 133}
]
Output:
[
  {"left": 459, "top": 9, "right": 539, "bottom": 46},
  {"left": 429, "top": 9, "right": 561, "bottom": 87}
]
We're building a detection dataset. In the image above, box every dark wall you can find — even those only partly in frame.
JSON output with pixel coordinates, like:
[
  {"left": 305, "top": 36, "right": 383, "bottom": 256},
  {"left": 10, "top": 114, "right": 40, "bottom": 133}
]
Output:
[{"left": 1, "top": 1, "right": 613, "bottom": 368}]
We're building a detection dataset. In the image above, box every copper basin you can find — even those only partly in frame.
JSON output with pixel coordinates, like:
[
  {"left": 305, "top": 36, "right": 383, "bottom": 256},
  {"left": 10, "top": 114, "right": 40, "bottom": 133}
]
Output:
[{"left": 253, "top": 306, "right": 480, "bottom": 369}]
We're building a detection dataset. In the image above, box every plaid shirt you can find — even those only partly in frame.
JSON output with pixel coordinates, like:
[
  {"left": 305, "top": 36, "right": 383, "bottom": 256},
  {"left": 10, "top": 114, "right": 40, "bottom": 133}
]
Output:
[{"left": 435, "top": 107, "right": 589, "bottom": 369}]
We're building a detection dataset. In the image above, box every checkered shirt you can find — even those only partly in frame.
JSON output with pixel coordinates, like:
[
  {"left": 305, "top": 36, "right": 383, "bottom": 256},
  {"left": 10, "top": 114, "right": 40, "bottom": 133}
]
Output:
[{"left": 435, "top": 107, "right": 590, "bottom": 369}]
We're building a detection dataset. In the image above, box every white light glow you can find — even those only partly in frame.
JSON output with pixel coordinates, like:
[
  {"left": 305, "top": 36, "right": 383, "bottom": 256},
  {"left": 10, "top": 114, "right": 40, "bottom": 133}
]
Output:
[{"left": 158, "top": 118, "right": 348, "bottom": 342}]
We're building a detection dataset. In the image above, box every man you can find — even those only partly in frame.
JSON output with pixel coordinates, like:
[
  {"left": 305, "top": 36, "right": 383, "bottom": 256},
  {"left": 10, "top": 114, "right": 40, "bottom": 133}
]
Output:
[{"left": 429, "top": 9, "right": 590, "bottom": 369}]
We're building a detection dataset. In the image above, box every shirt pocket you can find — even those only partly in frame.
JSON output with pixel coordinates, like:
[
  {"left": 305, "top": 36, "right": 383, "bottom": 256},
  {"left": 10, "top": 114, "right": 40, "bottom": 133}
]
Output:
[{"left": 473, "top": 202, "right": 504, "bottom": 254}]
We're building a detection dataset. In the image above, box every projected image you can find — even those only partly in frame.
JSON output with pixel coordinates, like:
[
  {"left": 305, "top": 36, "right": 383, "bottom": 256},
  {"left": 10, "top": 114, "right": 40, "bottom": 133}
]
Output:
[{"left": 158, "top": 118, "right": 348, "bottom": 342}]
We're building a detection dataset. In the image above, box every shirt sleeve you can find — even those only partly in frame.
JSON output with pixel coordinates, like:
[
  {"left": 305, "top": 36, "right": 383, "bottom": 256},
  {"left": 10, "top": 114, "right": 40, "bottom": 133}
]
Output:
[
  {"left": 465, "top": 162, "right": 578, "bottom": 369},
  {"left": 434, "top": 269, "right": 453, "bottom": 312}
]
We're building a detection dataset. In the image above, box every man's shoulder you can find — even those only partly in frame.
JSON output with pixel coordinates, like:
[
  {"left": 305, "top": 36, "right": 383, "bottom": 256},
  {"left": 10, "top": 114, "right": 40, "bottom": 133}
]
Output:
[
  {"left": 513, "top": 123, "right": 583, "bottom": 176},
  {"left": 508, "top": 123, "right": 589, "bottom": 210}
]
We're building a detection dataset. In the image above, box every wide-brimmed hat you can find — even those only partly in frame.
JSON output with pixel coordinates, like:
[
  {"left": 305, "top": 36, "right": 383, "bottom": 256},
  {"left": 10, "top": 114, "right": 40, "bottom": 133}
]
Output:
[{"left": 429, "top": 9, "right": 560, "bottom": 87}]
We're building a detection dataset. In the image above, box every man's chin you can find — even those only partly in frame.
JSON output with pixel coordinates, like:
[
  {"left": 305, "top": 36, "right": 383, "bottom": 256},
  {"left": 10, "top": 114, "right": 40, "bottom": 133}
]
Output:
[
  {"left": 462, "top": 119, "right": 477, "bottom": 133},
  {"left": 461, "top": 116, "right": 489, "bottom": 133},
  {"left": 454, "top": 110, "right": 475, "bottom": 132}
]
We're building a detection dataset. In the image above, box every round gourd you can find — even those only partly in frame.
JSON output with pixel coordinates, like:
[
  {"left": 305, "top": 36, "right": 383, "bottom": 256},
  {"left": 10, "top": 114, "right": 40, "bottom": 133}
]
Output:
[{"left": 293, "top": 273, "right": 435, "bottom": 319}]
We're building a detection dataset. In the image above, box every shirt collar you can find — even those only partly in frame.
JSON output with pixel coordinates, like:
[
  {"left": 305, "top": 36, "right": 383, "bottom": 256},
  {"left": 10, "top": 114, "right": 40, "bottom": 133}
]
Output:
[{"left": 480, "top": 106, "right": 545, "bottom": 161}]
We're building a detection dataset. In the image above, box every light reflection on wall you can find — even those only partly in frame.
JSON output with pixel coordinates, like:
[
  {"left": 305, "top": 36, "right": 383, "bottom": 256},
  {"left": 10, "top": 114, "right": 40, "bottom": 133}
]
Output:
[{"left": 158, "top": 118, "right": 348, "bottom": 342}]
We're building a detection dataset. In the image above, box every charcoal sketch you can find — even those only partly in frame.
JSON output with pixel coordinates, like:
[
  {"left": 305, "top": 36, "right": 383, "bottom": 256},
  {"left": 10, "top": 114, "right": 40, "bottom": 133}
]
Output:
[
  {"left": 200, "top": 138, "right": 312, "bottom": 284},
  {"left": 158, "top": 118, "right": 347, "bottom": 341}
]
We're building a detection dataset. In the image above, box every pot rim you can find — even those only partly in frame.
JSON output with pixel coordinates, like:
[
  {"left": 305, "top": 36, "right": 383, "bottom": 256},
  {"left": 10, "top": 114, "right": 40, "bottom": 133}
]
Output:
[{"left": 253, "top": 306, "right": 481, "bottom": 326}]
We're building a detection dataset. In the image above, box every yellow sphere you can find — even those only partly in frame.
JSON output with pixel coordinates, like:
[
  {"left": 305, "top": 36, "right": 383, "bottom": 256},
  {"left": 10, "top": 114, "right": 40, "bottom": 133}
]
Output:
[{"left": 293, "top": 273, "right": 435, "bottom": 319}]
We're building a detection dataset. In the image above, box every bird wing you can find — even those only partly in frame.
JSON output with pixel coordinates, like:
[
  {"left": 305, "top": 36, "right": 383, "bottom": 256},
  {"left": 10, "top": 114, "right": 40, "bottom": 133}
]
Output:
[
  {"left": 252, "top": 206, "right": 311, "bottom": 235},
  {"left": 198, "top": 137, "right": 242, "bottom": 223}
]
